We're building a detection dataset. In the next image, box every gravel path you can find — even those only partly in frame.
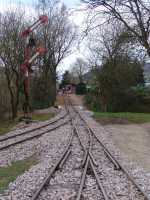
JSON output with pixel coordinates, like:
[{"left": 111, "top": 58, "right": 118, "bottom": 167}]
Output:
[{"left": 105, "top": 123, "right": 150, "bottom": 172}]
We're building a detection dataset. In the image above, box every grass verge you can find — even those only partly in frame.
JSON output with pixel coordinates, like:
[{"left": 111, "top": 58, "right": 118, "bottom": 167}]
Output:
[
  {"left": 0, "top": 157, "right": 38, "bottom": 193},
  {"left": 94, "top": 112, "right": 150, "bottom": 125},
  {"left": 0, "top": 112, "right": 55, "bottom": 136},
  {"left": 0, "top": 120, "right": 18, "bottom": 136},
  {"left": 32, "top": 112, "right": 55, "bottom": 121}
]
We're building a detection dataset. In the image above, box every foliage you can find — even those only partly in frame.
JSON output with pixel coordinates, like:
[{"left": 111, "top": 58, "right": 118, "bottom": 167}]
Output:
[
  {"left": 76, "top": 82, "right": 87, "bottom": 95},
  {"left": 0, "top": 12, "right": 25, "bottom": 119},
  {"left": 85, "top": 20, "right": 147, "bottom": 112},
  {"left": 0, "top": 76, "right": 11, "bottom": 119},
  {"left": 85, "top": 84, "right": 150, "bottom": 113},
  {"left": 60, "top": 70, "right": 72, "bottom": 88},
  {"left": 85, "top": 89, "right": 101, "bottom": 111},
  {"left": 96, "top": 55, "right": 144, "bottom": 112},
  {"left": 31, "top": 74, "right": 53, "bottom": 109}
]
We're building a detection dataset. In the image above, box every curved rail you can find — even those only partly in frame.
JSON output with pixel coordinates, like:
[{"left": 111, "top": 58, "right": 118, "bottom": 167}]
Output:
[
  {"left": 69, "top": 108, "right": 109, "bottom": 199},
  {"left": 0, "top": 119, "right": 70, "bottom": 151},
  {"left": 0, "top": 111, "right": 68, "bottom": 143},
  {"left": 14, "top": 96, "right": 148, "bottom": 200},
  {"left": 68, "top": 97, "right": 149, "bottom": 200},
  {"left": 31, "top": 129, "right": 74, "bottom": 200}
]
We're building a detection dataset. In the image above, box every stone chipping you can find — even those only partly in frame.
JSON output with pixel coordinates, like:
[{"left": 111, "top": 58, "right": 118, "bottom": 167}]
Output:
[
  {"left": 79, "top": 107, "right": 150, "bottom": 199},
  {"left": 0, "top": 105, "right": 149, "bottom": 200},
  {"left": 0, "top": 123, "right": 71, "bottom": 200},
  {"left": 0, "top": 109, "right": 68, "bottom": 167}
]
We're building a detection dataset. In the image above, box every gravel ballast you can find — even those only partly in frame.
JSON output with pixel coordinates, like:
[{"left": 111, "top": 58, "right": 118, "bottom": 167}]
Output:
[{"left": 0, "top": 105, "right": 150, "bottom": 199}]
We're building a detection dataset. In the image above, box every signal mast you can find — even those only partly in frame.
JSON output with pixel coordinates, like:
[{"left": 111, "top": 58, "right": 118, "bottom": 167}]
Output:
[{"left": 20, "top": 15, "right": 48, "bottom": 120}]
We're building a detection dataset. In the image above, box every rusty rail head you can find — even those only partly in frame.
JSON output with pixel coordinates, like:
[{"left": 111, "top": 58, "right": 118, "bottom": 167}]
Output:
[{"left": 31, "top": 129, "right": 74, "bottom": 200}]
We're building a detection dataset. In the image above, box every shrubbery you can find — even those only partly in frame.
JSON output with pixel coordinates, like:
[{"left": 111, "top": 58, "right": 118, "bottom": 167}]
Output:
[
  {"left": 85, "top": 53, "right": 146, "bottom": 113},
  {"left": 76, "top": 83, "right": 87, "bottom": 95},
  {"left": 85, "top": 86, "right": 150, "bottom": 113},
  {"left": 0, "top": 79, "right": 11, "bottom": 119}
]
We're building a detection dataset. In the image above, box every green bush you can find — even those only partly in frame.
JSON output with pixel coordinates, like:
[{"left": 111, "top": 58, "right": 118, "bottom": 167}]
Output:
[
  {"left": 85, "top": 88, "right": 101, "bottom": 111},
  {"left": 85, "top": 86, "right": 150, "bottom": 113},
  {"left": 30, "top": 75, "right": 56, "bottom": 109},
  {"left": 76, "top": 83, "right": 87, "bottom": 95}
]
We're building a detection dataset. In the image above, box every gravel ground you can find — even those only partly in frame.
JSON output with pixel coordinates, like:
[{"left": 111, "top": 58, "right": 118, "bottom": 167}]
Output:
[{"left": 105, "top": 123, "right": 150, "bottom": 172}]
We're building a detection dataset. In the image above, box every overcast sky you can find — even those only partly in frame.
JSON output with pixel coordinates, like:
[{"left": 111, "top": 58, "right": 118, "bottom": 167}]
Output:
[{"left": 0, "top": 0, "right": 81, "bottom": 9}]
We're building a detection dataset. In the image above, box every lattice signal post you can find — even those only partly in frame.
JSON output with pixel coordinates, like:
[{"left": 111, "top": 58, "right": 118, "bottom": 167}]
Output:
[{"left": 20, "top": 15, "right": 48, "bottom": 119}]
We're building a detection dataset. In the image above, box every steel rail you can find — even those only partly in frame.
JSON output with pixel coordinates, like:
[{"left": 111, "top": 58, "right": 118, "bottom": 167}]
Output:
[
  {"left": 70, "top": 100, "right": 121, "bottom": 170},
  {"left": 0, "top": 112, "right": 68, "bottom": 143},
  {"left": 89, "top": 159, "right": 109, "bottom": 200},
  {"left": 30, "top": 97, "right": 80, "bottom": 200},
  {"left": 76, "top": 155, "right": 90, "bottom": 200},
  {"left": 0, "top": 119, "right": 71, "bottom": 151},
  {"left": 73, "top": 122, "right": 109, "bottom": 200},
  {"left": 66, "top": 99, "right": 110, "bottom": 200},
  {"left": 31, "top": 129, "right": 74, "bottom": 200},
  {"left": 92, "top": 129, "right": 149, "bottom": 200},
  {"left": 69, "top": 98, "right": 149, "bottom": 200}
]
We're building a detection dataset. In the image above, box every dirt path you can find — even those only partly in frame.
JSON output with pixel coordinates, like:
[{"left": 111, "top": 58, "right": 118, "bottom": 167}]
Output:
[
  {"left": 105, "top": 124, "right": 150, "bottom": 172},
  {"left": 70, "top": 94, "right": 150, "bottom": 172},
  {"left": 69, "top": 94, "right": 84, "bottom": 106}
]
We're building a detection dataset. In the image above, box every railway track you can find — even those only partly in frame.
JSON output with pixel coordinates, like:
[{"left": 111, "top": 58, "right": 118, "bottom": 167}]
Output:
[
  {"left": 28, "top": 101, "right": 95, "bottom": 200},
  {"left": 68, "top": 97, "right": 149, "bottom": 200},
  {"left": 2, "top": 96, "right": 148, "bottom": 199},
  {"left": 27, "top": 97, "right": 149, "bottom": 200},
  {"left": 0, "top": 111, "right": 70, "bottom": 151}
]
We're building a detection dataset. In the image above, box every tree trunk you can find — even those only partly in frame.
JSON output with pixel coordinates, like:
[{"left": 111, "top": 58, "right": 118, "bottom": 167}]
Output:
[
  {"left": 9, "top": 89, "right": 18, "bottom": 119},
  {"left": 11, "top": 103, "right": 18, "bottom": 119},
  {"left": 6, "top": 73, "right": 18, "bottom": 119},
  {"left": 49, "top": 71, "right": 56, "bottom": 105},
  {"left": 100, "top": 95, "right": 107, "bottom": 112}
]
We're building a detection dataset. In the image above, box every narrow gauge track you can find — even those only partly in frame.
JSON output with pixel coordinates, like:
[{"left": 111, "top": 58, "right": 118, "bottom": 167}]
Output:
[
  {"left": 22, "top": 97, "right": 149, "bottom": 200},
  {"left": 0, "top": 111, "right": 70, "bottom": 151},
  {"left": 68, "top": 97, "right": 149, "bottom": 200},
  {"left": 29, "top": 99, "right": 114, "bottom": 200}
]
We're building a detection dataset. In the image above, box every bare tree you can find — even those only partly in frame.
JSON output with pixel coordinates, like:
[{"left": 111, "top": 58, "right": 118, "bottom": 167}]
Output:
[
  {"left": 83, "top": 0, "right": 150, "bottom": 58},
  {"left": 87, "top": 20, "right": 146, "bottom": 66},
  {"left": 71, "top": 58, "right": 87, "bottom": 83},
  {"left": 0, "top": 11, "right": 25, "bottom": 119},
  {"left": 36, "top": 0, "right": 77, "bottom": 105},
  {"left": 86, "top": 22, "right": 144, "bottom": 111}
]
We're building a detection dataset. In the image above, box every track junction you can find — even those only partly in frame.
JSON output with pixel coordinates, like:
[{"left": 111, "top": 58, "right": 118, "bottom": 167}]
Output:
[{"left": 0, "top": 95, "right": 149, "bottom": 200}]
